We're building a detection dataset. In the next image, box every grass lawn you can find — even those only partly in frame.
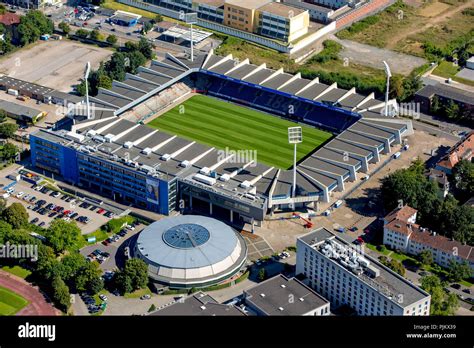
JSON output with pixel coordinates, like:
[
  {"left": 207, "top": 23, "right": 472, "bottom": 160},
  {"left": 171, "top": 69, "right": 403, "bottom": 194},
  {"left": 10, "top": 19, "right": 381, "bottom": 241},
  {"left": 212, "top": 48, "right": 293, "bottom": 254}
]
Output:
[
  {"left": 432, "top": 61, "right": 474, "bottom": 87},
  {"left": 0, "top": 286, "right": 29, "bottom": 315},
  {"left": 148, "top": 95, "right": 332, "bottom": 169},
  {"left": 124, "top": 287, "right": 152, "bottom": 299},
  {"left": 1, "top": 265, "right": 31, "bottom": 279}
]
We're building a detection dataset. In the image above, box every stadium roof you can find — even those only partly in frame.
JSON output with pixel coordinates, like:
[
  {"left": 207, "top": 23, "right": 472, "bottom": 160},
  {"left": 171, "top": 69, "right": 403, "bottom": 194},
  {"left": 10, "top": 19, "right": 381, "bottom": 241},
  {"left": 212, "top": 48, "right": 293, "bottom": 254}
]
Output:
[{"left": 37, "top": 51, "right": 411, "bottom": 208}]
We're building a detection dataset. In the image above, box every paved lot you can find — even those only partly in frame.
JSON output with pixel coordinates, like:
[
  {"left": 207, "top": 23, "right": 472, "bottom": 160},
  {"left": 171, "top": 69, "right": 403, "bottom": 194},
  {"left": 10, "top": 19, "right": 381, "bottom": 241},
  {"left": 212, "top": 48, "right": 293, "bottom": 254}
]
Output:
[
  {"left": 330, "top": 34, "right": 426, "bottom": 76},
  {"left": 241, "top": 231, "right": 273, "bottom": 261},
  {"left": 0, "top": 174, "right": 110, "bottom": 234},
  {"left": 0, "top": 40, "right": 113, "bottom": 92}
]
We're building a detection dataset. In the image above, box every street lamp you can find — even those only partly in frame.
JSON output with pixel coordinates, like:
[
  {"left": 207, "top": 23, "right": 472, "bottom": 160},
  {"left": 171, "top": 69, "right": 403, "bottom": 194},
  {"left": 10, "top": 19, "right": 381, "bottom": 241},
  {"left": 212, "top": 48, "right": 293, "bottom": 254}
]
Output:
[
  {"left": 84, "top": 61, "right": 91, "bottom": 119},
  {"left": 288, "top": 126, "right": 302, "bottom": 198},
  {"left": 383, "top": 60, "right": 392, "bottom": 117}
]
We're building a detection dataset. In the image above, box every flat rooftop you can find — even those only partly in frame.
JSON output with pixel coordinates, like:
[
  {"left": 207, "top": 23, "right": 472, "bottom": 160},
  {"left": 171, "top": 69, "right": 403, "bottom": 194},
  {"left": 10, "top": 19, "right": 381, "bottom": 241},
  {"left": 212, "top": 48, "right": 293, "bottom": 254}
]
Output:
[
  {"left": 298, "top": 228, "right": 431, "bottom": 307},
  {"left": 244, "top": 274, "right": 329, "bottom": 315}
]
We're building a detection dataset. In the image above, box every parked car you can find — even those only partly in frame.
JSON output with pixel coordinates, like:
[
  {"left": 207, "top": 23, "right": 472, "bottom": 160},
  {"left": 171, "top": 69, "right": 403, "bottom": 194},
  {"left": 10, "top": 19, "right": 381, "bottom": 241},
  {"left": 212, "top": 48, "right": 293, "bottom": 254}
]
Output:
[
  {"left": 451, "top": 284, "right": 461, "bottom": 290},
  {"left": 99, "top": 294, "right": 108, "bottom": 301},
  {"left": 38, "top": 222, "right": 46, "bottom": 227},
  {"left": 462, "top": 289, "right": 471, "bottom": 294},
  {"left": 97, "top": 208, "right": 106, "bottom": 214},
  {"left": 31, "top": 217, "right": 39, "bottom": 224},
  {"left": 140, "top": 294, "right": 151, "bottom": 300}
]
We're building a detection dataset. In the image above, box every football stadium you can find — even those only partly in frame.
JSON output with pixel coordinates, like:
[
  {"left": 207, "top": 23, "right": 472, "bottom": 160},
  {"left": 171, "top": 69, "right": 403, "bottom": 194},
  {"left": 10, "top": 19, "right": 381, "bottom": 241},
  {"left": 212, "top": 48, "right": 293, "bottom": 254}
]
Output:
[{"left": 30, "top": 50, "right": 413, "bottom": 227}]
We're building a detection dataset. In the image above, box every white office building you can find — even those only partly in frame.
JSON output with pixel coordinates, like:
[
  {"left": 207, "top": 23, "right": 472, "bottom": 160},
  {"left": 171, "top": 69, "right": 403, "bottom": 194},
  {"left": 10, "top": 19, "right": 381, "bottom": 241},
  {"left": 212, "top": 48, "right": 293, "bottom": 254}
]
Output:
[{"left": 296, "top": 228, "right": 431, "bottom": 316}]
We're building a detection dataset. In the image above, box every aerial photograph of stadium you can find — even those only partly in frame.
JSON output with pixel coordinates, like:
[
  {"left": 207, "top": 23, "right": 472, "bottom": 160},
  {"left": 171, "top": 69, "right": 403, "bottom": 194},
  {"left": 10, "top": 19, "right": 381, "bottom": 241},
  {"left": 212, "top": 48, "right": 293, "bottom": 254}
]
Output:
[{"left": 0, "top": 0, "right": 472, "bottom": 346}]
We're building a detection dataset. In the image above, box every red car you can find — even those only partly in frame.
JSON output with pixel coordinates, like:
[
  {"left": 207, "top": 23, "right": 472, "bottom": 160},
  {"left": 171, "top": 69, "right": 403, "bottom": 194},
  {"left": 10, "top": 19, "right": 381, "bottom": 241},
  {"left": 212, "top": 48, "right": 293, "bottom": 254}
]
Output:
[
  {"left": 97, "top": 208, "right": 105, "bottom": 214},
  {"left": 63, "top": 210, "right": 71, "bottom": 215}
]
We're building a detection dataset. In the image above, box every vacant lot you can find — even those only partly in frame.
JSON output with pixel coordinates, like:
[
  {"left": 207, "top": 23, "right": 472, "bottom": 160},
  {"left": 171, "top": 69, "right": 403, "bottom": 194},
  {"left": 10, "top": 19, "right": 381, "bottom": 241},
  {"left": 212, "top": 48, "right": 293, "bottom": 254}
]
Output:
[
  {"left": 147, "top": 95, "right": 333, "bottom": 169},
  {"left": 0, "top": 286, "right": 29, "bottom": 315},
  {"left": 0, "top": 40, "right": 113, "bottom": 92},
  {"left": 337, "top": 0, "right": 473, "bottom": 58}
]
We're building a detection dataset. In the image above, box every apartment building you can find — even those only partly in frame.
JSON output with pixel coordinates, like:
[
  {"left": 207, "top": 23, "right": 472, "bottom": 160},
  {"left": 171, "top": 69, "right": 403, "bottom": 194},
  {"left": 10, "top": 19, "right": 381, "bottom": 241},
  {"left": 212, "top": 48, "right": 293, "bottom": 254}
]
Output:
[
  {"left": 435, "top": 131, "right": 473, "bottom": 174},
  {"left": 192, "top": 0, "right": 225, "bottom": 23},
  {"left": 383, "top": 206, "right": 474, "bottom": 273},
  {"left": 296, "top": 228, "right": 431, "bottom": 316}
]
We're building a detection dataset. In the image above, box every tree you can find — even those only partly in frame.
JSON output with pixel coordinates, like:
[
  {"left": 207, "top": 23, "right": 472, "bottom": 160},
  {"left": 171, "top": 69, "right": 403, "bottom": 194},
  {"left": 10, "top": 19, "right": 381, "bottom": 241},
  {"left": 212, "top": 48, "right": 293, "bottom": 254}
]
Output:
[
  {"left": 419, "top": 250, "right": 433, "bottom": 267},
  {"left": 258, "top": 268, "right": 267, "bottom": 281},
  {"left": 59, "top": 253, "right": 87, "bottom": 282},
  {"left": 88, "top": 276, "right": 104, "bottom": 295},
  {"left": 75, "top": 29, "right": 89, "bottom": 39},
  {"left": 141, "top": 21, "right": 153, "bottom": 34},
  {"left": 138, "top": 38, "right": 153, "bottom": 60},
  {"left": 44, "top": 220, "right": 81, "bottom": 254},
  {"left": 451, "top": 160, "right": 474, "bottom": 202},
  {"left": 0, "top": 220, "right": 13, "bottom": 243},
  {"left": 154, "top": 14, "right": 163, "bottom": 23},
  {"left": 125, "top": 50, "right": 146, "bottom": 74},
  {"left": 17, "top": 10, "right": 53, "bottom": 46},
  {"left": 52, "top": 275, "right": 71, "bottom": 312},
  {"left": 447, "top": 260, "right": 472, "bottom": 282},
  {"left": 431, "top": 95, "right": 441, "bottom": 115},
  {"left": 0, "top": 143, "right": 19, "bottom": 163},
  {"left": 0, "top": 123, "right": 18, "bottom": 138},
  {"left": 1, "top": 203, "right": 28, "bottom": 229},
  {"left": 421, "top": 275, "right": 458, "bottom": 315},
  {"left": 0, "top": 110, "right": 7, "bottom": 123},
  {"left": 89, "top": 29, "right": 103, "bottom": 41},
  {"left": 58, "top": 21, "right": 70, "bottom": 35},
  {"left": 115, "top": 258, "right": 148, "bottom": 294},
  {"left": 444, "top": 100, "right": 460, "bottom": 119},
  {"left": 148, "top": 304, "right": 156, "bottom": 312},
  {"left": 0, "top": 197, "right": 7, "bottom": 214},
  {"left": 106, "top": 34, "right": 118, "bottom": 45},
  {"left": 105, "top": 52, "right": 127, "bottom": 81},
  {"left": 35, "top": 245, "right": 60, "bottom": 280}
]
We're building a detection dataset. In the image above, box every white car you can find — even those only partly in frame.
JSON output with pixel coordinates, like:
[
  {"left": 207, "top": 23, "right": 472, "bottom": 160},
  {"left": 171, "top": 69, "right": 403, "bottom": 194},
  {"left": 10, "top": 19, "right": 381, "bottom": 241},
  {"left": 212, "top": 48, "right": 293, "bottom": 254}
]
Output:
[
  {"left": 16, "top": 192, "right": 24, "bottom": 198},
  {"left": 99, "top": 294, "right": 108, "bottom": 301},
  {"left": 53, "top": 192, "right": 61, "bottom": 198},
  {"left": 7, "top": 188, "right": 14, "bottom": 194}
]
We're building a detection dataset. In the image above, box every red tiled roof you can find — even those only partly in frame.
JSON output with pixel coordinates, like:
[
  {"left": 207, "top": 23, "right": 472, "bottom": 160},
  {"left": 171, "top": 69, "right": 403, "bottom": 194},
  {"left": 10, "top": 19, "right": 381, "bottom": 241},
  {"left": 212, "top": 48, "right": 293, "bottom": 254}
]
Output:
[
  {"left": 437, "top": 131, "right": 474, "bottom": 170},
  {"left": 385, "top": 205, "right": 418, "bottom": 224},
  {"left": 0, "top": 13, "right": 21, "bottom": 26}
]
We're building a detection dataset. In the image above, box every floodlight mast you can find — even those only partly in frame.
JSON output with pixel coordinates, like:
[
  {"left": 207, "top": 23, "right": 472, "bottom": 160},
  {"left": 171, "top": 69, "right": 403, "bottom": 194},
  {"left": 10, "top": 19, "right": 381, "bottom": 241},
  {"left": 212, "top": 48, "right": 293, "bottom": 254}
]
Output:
[
  {"left": 84, "top": 62, "right": 91, "bottom": 119},
  {"left": 288, "top": 127, "right": 302, "bottom": 199},
  {"left": 185, "top": 13, "right": 198, "bottom": 62},
  {"left": 383, "top": 61, "right": 392, "bottom": 117}
]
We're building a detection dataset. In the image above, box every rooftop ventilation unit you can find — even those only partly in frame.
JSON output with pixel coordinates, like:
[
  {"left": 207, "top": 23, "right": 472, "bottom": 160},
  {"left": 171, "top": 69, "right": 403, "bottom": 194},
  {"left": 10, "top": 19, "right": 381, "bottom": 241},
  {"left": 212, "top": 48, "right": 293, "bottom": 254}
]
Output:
[
  {"left": 123, "top": 141, "right": 134, "bottom": 149},
  {"left": 260, "top": 293, "right": 265, "bottom": 298},
  {"left": 179, "top": 160, "right": 190, "bottom": 168},
  {"left": 299, "top": 298, "right": 304, "bottom": 302},
  {"left": 280, "top": 284, "right": 286, "bottom": 288},
  {"left": 240, "top": 181, "right": 251, "bottom": 189},
  {"left": 141, "top": 147, "right": 152, "bottom": 155},
  {"left": 104, "top": 134, "right": 114, "bottom": 143},
  {"left": 199, "top": 167, "right": 210, "bottom": 175},
  {"left": 200, "top": 306, "right": 206, "bottom": 310},
  {"left": 66, "top": 131, "right": 85, "bottom": 143},
  {"left": 278, "top": 307, "right": 284, "bottom": 311},
  {"left": 86, "top": 130, "right": 97, "bottom": 137},
  {"left": 161, "top": 154, "right": 172, "bottom": 161},
  {"left": 92, "top": 134, "right": 105, "bottom": 143},
  {"left": 193, "top": 173, "right": 216, "bottom": 186},
  {"left": 219, "top": 173, "right": 230, "bottom": 182}
]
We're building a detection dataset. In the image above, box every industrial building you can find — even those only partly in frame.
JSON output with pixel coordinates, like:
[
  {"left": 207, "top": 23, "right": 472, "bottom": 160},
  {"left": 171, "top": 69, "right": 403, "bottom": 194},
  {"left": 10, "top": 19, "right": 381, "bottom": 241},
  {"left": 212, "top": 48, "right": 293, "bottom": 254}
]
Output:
[
  {"left": 0, "top": 100, "right": 46, "bottom": 124},
  {"left": 133, "top": 215, "right": 247, "bottom": 288},
  {"left": 109, "top": 10, "right": 142, "bottom": 26},
  {"left": 0, "top": 75, "right": 84, "bottom": 106},
  {"left": 243, "top": 274, "right": 330, "bottom": 316},
  {"left": 296, "top": 228, "right": 431, "bottom": 316},
  {"left": 383, "top": 206, "right": 474, "bottom": 273},
  {"left": 414, "top": 83, "right": 474, "bottom": 116},
  {"left": 29, "top": 51, "right": 411, "bottom": 226}
]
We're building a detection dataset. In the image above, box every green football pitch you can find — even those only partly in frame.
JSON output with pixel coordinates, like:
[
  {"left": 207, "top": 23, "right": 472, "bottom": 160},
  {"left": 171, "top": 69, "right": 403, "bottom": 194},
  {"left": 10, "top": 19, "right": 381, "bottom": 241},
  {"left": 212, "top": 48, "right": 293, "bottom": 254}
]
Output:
[
  {"left": 147, "top": 95, "right": 332, "bottom": 169},
  {"left": 0, "top": 286, "right": 29, "bottom": 315}
]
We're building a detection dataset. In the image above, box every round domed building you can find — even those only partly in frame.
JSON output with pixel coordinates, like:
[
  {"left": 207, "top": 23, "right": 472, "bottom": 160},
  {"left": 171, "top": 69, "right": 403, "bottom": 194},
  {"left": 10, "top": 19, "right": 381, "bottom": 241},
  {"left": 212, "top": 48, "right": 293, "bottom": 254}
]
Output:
[{"left": 133, "top": 215, "right": 247, "bottom": 289}]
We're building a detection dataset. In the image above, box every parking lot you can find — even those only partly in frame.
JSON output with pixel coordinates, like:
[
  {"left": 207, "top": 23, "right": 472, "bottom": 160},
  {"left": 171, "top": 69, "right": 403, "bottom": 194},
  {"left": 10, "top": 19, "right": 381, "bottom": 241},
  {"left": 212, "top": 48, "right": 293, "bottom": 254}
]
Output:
[
  {"left": 80, "top": 222, "right": 144, "bottom": 271},
  {"left": 0, "top": 40, "right": 113, "bottom": 92},
  {"left": 1, "top": 175, "right": 113, "bottom": 234}
]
